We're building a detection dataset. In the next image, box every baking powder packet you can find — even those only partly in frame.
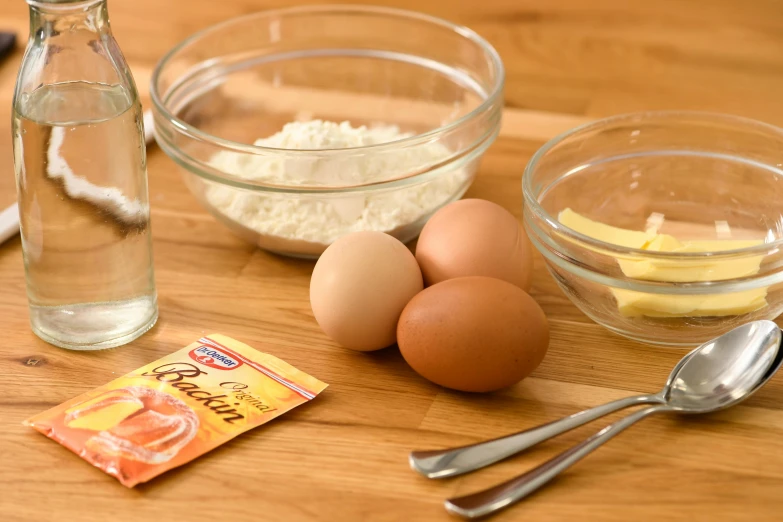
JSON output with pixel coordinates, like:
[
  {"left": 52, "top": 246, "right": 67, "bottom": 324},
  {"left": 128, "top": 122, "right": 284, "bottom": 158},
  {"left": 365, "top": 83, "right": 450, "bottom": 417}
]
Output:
[{"left": 25, "top": 334, "right": 327, "bottom": 487}]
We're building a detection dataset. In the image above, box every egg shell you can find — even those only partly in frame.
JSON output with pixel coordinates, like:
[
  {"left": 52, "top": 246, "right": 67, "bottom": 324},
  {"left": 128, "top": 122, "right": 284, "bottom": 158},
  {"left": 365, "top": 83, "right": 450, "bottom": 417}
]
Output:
[
  {"left": 415, "top": 199, "right": 534, "bottom": 291},
  {"left": 397, "top": 276, "right": 549, "bottom": 392},
  {"left": 310, "top": 231, "right": 423, "bottom": 351}
]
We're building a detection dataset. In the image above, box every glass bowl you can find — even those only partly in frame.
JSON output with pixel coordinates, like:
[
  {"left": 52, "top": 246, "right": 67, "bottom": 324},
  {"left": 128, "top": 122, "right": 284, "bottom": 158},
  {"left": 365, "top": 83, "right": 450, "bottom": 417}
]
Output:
[
  {"left": 523, "top": 111, "right": 783, "bottom": 347},
  {"left": 150, "top": 5, "right": 503, "bottom": 258}
]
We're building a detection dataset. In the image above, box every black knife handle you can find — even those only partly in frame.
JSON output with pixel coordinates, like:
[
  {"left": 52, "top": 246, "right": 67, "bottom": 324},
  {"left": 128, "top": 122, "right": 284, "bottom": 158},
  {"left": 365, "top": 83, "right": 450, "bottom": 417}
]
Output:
[{"left": 0, "top": 32, "right": 16, "bottom": 62}]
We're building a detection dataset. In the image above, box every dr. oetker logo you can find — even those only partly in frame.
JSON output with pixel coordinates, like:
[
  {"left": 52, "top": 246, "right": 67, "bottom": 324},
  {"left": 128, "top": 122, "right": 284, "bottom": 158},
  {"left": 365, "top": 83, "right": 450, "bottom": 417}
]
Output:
[{"left": 188, "top": 345, "right": 243, "bottom": 370}]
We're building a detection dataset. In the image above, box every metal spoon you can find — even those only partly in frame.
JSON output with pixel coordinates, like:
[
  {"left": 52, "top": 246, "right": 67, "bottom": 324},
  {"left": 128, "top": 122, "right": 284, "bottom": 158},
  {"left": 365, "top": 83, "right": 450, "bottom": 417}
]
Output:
[
  {"left": 444, "top": 320, "right": 782, "bottom": 519},
  {"left": 410, "top": 321, "right": 778, "bottom": 479},
  {"left": 411, "top": 344, "right": 697, "bottom": 479}
]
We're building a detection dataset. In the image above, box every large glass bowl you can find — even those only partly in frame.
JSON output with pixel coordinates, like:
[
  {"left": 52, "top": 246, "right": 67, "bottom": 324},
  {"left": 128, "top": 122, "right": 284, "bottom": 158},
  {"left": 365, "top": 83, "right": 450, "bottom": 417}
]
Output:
[
  {"left": 524, "top": 111, "right": 783, "bottom": 346},
  {"left": 150, "top": 5, "right": 503, "bottom": 257}
]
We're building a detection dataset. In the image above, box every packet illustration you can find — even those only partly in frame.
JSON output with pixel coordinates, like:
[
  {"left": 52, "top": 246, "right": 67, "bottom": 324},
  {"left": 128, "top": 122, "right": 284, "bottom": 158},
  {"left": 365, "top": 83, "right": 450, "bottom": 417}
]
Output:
[{"left": 25, "top": 334, "right": 327, "bottom": 487}]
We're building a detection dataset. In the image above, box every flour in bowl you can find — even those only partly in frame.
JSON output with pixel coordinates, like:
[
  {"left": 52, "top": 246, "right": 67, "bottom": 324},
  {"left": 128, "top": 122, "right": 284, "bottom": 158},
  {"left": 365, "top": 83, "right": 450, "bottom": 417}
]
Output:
[{"left": 205, "top": 120, "right": 471, "bottom": 249}]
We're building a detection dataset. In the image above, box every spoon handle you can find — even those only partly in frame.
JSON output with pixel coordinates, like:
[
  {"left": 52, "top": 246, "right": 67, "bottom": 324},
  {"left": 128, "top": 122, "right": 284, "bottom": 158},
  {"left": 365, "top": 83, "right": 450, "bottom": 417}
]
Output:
[
  {"left": 444, "top": 404, "right": 669, "bottom": 519},
  {"left": 410, "top": 393, "right": 661, "bottom": 479}
]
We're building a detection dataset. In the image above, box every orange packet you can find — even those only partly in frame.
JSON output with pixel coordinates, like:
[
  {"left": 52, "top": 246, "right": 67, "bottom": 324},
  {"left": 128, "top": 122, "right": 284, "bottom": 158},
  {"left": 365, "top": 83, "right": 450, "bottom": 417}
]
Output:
[{"left": 25, "top": 334, "right": 327, "bottom": 487}]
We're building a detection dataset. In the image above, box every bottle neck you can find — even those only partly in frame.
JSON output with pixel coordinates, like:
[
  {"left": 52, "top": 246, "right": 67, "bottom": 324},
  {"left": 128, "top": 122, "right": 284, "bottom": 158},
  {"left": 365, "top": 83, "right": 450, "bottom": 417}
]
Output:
[{"left": 28, "top": 0, "right": 110, "bottom": 40}]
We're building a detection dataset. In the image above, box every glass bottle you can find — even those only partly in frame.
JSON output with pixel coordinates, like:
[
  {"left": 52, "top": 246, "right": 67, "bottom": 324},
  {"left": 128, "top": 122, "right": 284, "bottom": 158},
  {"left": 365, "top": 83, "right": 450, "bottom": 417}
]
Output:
[{"left": 12, "top": 0, "right": 158, "bottom": 350}]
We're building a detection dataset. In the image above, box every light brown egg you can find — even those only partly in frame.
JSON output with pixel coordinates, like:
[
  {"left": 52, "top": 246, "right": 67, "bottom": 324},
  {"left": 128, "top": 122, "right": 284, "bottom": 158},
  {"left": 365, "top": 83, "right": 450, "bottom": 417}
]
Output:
[
  {"left": 310, "top": 231, "right": 423, "bottom": 351},
  {"left": 397, "top": 276, "right": 549, "bottom": 392},
  {"left": 415, "top": 199, "right": 534, "bottom": 291}
]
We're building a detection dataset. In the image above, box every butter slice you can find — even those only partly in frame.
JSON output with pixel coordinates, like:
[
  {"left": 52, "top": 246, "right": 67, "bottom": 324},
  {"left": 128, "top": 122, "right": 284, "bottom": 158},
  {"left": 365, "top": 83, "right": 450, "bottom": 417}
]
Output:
[
  {"left": 613, "top": 287, "right": 768, "bottom": 318},
  {"left": 558, "top": 209, "right": 768, "bottom": 317},
  {"left": 644, "top": 234, "right": 683, "bottom": 252},
  {"left": 618, "top": 239, "right": 764, "bottom": 282},
  {"left": 558, "top": 208, "right": 656, "bottom": 249},
  {"left": 617, "top": 232, "right": 683, "bottom": 278},
  {"left": 676, "top": 240, "right": 763, "bottom": 252}
]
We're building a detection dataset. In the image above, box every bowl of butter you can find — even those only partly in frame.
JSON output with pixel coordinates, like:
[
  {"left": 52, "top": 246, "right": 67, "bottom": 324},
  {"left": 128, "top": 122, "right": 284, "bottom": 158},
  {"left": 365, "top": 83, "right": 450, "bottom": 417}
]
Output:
[{"left": 523, "top": 111, "right": 783, "bottom": 346}]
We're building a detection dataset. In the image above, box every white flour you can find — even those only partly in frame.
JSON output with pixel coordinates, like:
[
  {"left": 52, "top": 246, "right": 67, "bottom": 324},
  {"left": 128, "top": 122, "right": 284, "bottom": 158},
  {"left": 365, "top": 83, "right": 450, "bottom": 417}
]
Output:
[{"left": 206, "top": 120, "right": 469, "bottom": 246}]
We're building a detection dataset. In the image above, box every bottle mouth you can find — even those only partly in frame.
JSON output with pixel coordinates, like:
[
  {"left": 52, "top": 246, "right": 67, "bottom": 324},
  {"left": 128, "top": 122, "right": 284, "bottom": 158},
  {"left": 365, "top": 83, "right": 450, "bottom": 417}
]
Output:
[{"left": 27, "top": 0, "right": 103, "bottom": 11}]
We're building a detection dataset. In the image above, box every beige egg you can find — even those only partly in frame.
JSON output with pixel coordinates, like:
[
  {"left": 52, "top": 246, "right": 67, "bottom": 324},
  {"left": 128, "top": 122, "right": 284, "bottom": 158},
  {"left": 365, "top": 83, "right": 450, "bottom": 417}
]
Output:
[
  {"left": 415, "top": 199, "right": 534, "bottom": 291},
  {"left": 397, "top": 276, "right": 549, "bottom": 392},
  {"left": 310, "top": 231, "right": 423, "bottom": 351}
]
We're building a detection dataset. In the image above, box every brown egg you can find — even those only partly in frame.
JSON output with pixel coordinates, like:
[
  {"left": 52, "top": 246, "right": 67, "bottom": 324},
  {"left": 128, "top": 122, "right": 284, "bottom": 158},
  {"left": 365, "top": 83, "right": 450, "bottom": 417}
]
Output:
[
  {"left": 397, "top": 276, "right": 549, "bottom": 392},
  {"left": 415, "top": 199, "right": 534, "bottom": 291},
  {"left": 310, "top": 231, "right": 423, "bottom": 351}
]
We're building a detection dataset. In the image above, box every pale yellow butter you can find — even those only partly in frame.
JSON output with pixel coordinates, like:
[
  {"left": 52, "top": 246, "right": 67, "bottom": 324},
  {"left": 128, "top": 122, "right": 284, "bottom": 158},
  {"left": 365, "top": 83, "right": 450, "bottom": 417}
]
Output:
[
  {"left": 557, "top": 209, "right": 768, "bottom": 317},
  {"left": 676, "top": 239, "right": 763, "bottom": 252},
  {"left": 612, "top": 287, "right": 768, "bottom": 318},
  {"left": 644, "top": 234, "right": 683, "bottom": 252},
  {"left": 619, "top": 236, "right": 764, "bottom": 282},
  {"left": 617, "top": 252, "right": 763, "bottom": 283},
  {"left": 558, "top": 208, "right": 657, "bottom": 249}
]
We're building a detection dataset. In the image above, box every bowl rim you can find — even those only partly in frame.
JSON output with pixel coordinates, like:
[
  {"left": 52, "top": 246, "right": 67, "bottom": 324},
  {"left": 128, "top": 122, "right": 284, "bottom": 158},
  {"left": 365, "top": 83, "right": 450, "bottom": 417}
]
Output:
[
  {"left": 149, "top": 4, "right": 505, "bottom": 155},
  {"left": 523, "top": 110, "right": 783, "bottom": 259}
]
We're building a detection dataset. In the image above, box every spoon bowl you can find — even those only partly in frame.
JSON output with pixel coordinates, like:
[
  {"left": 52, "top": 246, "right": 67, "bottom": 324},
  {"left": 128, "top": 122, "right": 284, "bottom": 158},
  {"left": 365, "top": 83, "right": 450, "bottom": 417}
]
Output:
[{"left": 666, "top": 320, "right": 780, "bottom": 412}]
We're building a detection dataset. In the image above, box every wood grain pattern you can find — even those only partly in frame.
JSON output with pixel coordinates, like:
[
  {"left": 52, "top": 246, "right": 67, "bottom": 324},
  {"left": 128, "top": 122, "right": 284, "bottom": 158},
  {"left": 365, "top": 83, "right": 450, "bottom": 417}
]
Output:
[{"left": 2, "top": 1, "right": 783, "bottom": 521}]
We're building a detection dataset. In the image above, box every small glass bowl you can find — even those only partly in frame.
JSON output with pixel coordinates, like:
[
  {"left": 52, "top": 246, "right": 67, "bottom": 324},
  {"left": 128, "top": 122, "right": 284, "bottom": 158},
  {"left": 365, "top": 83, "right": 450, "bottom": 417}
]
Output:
[
  {"left": 523, "top": 111, "right": 783, "bottom": 346},
  {"left": 150, "top": 5, "right": 503, "bottom": 258}
]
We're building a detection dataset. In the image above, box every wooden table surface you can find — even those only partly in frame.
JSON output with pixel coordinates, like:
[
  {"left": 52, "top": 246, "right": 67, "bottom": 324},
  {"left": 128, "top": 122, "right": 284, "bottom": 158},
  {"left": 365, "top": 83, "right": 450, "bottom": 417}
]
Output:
[{"left": 2, "top": 1, "right": 783, "bottom": 521}]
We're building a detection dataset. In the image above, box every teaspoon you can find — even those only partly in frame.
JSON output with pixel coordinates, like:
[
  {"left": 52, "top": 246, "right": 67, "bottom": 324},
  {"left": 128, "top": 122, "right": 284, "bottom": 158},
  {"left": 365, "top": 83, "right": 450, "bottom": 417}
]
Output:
[{"left": 445, "top": 320, "right": 781, "bottom": 518}]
